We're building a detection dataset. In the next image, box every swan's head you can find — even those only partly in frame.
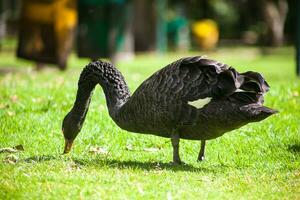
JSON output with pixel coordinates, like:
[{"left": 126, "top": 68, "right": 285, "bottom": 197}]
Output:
[{"left": 62, "top": 111, "right": 84, "bottom": 154}]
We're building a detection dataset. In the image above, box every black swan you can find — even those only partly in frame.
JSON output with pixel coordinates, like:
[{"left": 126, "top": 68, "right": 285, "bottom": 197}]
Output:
[{"left": 62, "top": 56, "right": 277, "bottom": 164}]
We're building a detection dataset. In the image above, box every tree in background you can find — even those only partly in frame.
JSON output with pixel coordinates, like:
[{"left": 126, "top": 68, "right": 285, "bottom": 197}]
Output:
[
  {"left": 0, "top": 0, "right": 8, "bottom": 50},
  {"left": 261, "top": 0, "right": 288, "bottom": 46}
]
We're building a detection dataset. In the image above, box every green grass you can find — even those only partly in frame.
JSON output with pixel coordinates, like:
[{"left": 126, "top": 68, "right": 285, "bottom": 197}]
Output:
[{"left": 0, "top": 46, "right": 300, "bottom": 199}]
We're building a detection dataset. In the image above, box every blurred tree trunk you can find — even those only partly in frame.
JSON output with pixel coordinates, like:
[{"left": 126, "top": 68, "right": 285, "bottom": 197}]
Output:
[
  {"left": 262, "top": 0, "right": 288, "bottom": 46},
  {"left": 133, "top": 0, "right": 167, "bottom": 52},
  {"left": 0, "top": 0, "right": 8, "bottom": 51},
  {"left": 201, "top": 0, "right": 210, "bottom": 18},
  {"left": 133, "top": 0, "right": 156, "bottom": 51}
]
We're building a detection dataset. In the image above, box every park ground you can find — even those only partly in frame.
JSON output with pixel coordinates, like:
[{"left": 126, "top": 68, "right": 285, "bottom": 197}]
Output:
[{"left": 0, "top": 46, "right": 300, "bottom": 199}]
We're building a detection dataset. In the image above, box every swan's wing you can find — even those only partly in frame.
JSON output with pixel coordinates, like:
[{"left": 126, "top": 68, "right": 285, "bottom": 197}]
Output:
[
  {"left": 143, "top": 56, "right": 242, "bottom": 102},
  {"left": 130, "top": 57, "right": 242, "bottom": 126},
  {"left": 131, "top": 56, "right": 268, "bottom": 126}
]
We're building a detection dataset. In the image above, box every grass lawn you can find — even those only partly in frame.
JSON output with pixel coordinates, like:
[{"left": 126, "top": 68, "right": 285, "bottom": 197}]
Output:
[{"left": 0, "top": 46, "right": 300, "bottom": 199}]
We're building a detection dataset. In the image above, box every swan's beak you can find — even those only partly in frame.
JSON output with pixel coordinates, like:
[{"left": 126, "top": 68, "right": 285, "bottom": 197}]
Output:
[{"left": 63, "top": 138, "right": 73, "bottom": 154}]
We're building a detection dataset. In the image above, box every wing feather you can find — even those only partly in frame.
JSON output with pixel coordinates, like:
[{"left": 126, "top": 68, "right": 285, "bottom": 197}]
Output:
[{"left": 130, "top": 56, "right": 268, "bottom": 127}]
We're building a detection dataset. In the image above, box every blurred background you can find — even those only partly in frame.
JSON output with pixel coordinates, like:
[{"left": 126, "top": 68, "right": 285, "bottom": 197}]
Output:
[{"left": 0, "top": 0, "right": 297, "bottom": 72}]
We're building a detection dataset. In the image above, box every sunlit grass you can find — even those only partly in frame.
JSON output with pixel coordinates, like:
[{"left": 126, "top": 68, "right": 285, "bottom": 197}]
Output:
[{"left": 0, "top": 46, "right": 299, "bottom": 199}]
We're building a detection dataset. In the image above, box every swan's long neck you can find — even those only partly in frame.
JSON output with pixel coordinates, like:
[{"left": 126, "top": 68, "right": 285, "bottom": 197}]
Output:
[{"left": 70, "top": 61, "right": 130, "bottom": 123}]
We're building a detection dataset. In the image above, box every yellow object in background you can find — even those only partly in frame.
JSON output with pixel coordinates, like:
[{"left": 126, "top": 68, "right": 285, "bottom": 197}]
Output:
[
  {"left": 17, "top": 0, "right": 77, "bottom": 69},
  {"left": 192, "top": 19, "right": 219, "bottom": 50}
]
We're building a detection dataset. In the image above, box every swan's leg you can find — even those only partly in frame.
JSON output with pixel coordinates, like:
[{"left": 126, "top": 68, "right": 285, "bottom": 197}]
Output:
[
  {"left": 171, "top": 133, "right": 182, "bottom": 164},
  {"left": 197, "top": 140, "right": 206, "bottom": 162}
]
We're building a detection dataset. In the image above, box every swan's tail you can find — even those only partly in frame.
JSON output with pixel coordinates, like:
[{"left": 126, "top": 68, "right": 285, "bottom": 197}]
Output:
[
  {"left": 240, "top": 104, "right": 278, "bottom": 122},
  {"left": 240, "top": 71, "right": 270, "bottom": 94},
  {"left": 227, "top": 71, "right": 271, "bottom": 105}
]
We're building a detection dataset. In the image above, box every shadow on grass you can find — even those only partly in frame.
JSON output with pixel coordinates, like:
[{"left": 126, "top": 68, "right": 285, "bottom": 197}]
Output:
[
  {"left": 19, "top": 153, "right": 235, "bottom": 173},
  {"left": 288, "top": 144, "right": 300, "bottom": 154},
  {"left": 23, "top": 155, "right": 58, "bottom": 162},
  {"left": 20, "top": 154, "right": 224, "bottom": 172},
  {"left": 72, "top": 158, "right": 225, "bottom": 173}
]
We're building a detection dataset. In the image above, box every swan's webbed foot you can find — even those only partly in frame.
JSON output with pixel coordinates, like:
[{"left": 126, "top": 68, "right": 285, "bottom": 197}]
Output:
[
  {"left": 171, "top": 132, "right": 184, "bottom": 165},
  {"left": 197, "top": 140, "right": 206, "bottom": 162}
]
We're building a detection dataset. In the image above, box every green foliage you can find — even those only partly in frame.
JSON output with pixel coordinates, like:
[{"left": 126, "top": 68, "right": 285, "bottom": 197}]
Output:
[
  {"left": 0, "top": 47, "right": 299, "bottom": 199},
  {"left": 209, "top": 0, "right": 240, "bottom": 37}
]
